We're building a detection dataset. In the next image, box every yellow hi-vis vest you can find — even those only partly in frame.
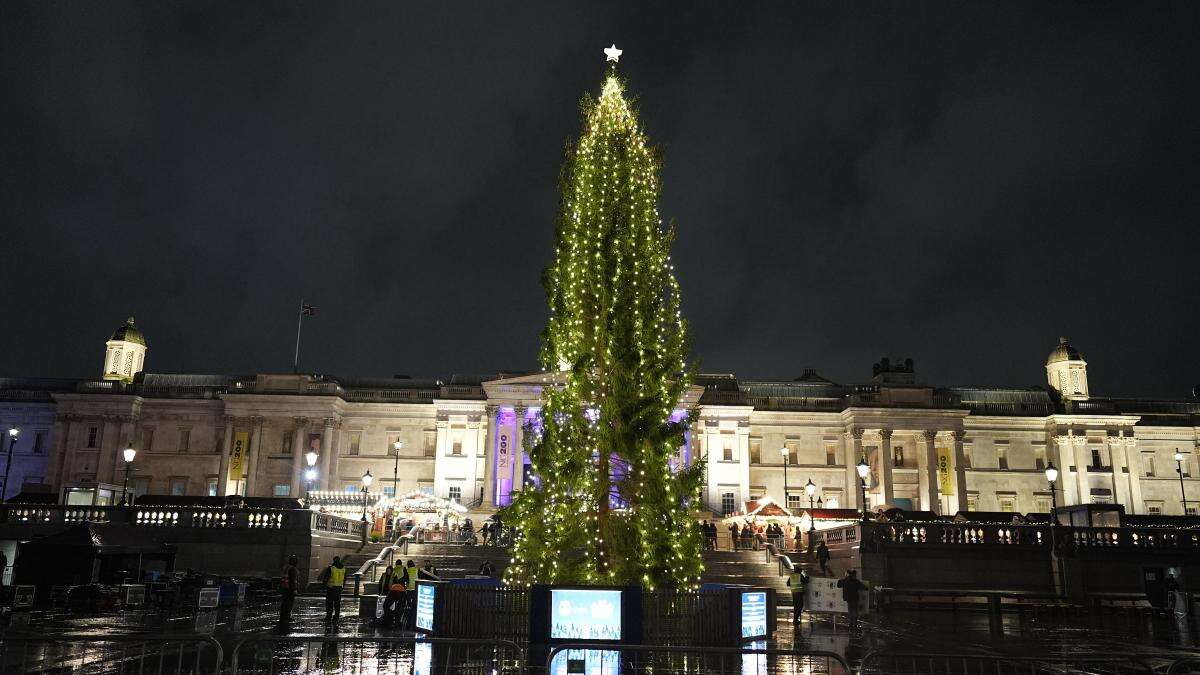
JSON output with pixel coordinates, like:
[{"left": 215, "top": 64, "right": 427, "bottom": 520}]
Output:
[
  {"left": 407, "top": 566, "right": 419, "bottom": 585},
  {"left": 326, "top": 565, "right": 346, "bottom": 588}
]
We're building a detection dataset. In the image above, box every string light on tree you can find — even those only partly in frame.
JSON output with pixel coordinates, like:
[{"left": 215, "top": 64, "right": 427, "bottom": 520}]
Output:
[{"left": 500, "top": 45, "right": 704, "bottom": 590}]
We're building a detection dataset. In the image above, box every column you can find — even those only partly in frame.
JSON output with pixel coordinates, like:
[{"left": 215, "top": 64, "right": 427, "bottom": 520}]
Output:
[
  {"left": 245, "top": 417, "right": 264, "bottom": 496},
  {"left": 1125, "top": 432, "right": 1144, "bottom": 514},
  {"left": 95, "top": 416, "right": 118, "bottom": 484},
  {"left": 878, "top": 429, "right": 895, "bottom": 506},
  {"left": 321, "top": 418, "right": 336, "bottom": 492},
  {"left": 291, "top": 417, "right": 308, "bottom": 498},
  {"left": 737, "top": 422, "right": 751, "bottom": 504},
  {"left": 50, "top": 414, "right": 74, "bottom": 491},
  {"left": 112, "top": 415, "right": 135, "bottom": 484},
  {"left": 327, "top": 422, "right": 342, "bottom": 492},
  {"left": 1073, "top": 432, "right": 1090, "bottom": 506},
  {"left": 513, "top": 405, "right": 527, "bottom": 490},
  {"left": 1108, "top": 431, "right": 1129, "bottom": 509},
  {"left": 952, "top": 430, "right": 968, "bottom": 512},
  {"left": 846, "top": 429, "right": 864, "bottom": 509},
  {"left": 482, "top": 405, "right": 499, "bottom": 506},
  {"left": 217, "top": 416, "right": 234, "bottom": 496},
  {"left": 1053, "top": 435, "right": 1075, "bottom": 506},
  {"left": 921, "top": 430, "right": 939, "bottom": 514}
]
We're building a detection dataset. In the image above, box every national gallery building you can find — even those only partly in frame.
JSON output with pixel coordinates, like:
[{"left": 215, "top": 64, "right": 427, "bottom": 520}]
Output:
[{"left": 0, "top": 318, "right": 1197, "bottom": 517}]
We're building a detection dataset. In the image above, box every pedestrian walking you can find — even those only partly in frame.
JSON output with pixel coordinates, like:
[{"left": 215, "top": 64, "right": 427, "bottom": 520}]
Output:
[
  {"left": 479, "top": 560, "right": 496, "bottom": 578},
  {"left": 787, "top": 567, "right": 810, "bottom": 624},
  {"left": 729, "top": 522, "right": 740, "bottom": 551},
  {"left": 836, "top": 569, "right": 866, "bottom": 629},
  {"left": 319, "top": 556, "right": 346, "bottom": 621},
  {"left": 279, "top": 555, "right": 299, "bottom": 625}
]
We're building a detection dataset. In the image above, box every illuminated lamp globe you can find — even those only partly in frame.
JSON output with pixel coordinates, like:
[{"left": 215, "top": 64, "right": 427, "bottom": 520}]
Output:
[
  {"left": 856, "top": 457, "right": 870, "bottom": 479},
  {"left": 779, "top": 447, "right": 788, "bottom": 458},
  {"left": 1175, "top": 450, "right": 1185, "bottom": 463},
  {"left": 1044, "top": 462, "right": 1058, "bottom": 484},
  {"left": 304, "top": 468, "right": 317, "bottom": 482},
  {"left": 361, "top": 469, "right": 373, "bottom": 488},
  {"left": 305, "top": 451, "right": 319, "bottom": 467},
  {"left": 805, "top": 479, "right": 817, "bottom": 497},
  {"left": 7, "top": 427, "right": 18, "bottom": 438},
  {"left": 123, "top": 447, "right": 137, "bottom": 463},
  {"left": 393, "top": 440, "right": 403, "bottom": 453}
]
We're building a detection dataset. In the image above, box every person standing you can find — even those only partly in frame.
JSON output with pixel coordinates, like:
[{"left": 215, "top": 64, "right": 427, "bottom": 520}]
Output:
[
  {"left": 816, "top": 541, "right": 831, "bottom": 575},
  {"left": 279, "top": 555, "right": 299, "bottom": 626},
  {"left": 836, "top": 569, "right": 867, "bottom": 630},
  {"left": 0, "top": 549, "right": 8, "bottom": 585},
  {"left": 319, "top": 556, "right": 346, "bottom": 621},
  {"left": 729, "top": 522, "right": 740, "bottom": 551},
  {"left": 378, "top": 563, "right": 394, "bottom": 596},
  {"left": 787, "top": 566, "right": 810, "bottom": 624}
]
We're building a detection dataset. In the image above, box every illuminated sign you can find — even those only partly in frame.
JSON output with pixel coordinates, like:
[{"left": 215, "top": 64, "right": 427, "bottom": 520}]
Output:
[
  {"left": 740, "top": 591, "right": 767, "bottom": 639},
  {"left": 550, "top": 588, "right": 622, "bottom": 640},
  {"left": 415, "top": 583, "right": 436, "bottom": 631}
]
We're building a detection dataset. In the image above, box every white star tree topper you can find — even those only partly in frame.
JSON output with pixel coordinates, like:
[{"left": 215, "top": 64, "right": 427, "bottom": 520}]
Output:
[{"left": 604, "top": 44, "right": 622, "bottom": 63}]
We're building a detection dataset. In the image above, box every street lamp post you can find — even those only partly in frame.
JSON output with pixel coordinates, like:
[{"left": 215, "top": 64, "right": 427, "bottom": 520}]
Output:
[
  {"left": 1045, "top": 461, "right": 1059, "bottom": 522},
  {"left": 1045, "top": 461, "right": 1061, "bottom": 595},
  {"left": 361, "top": 469, "right": 373, "bottom": 522},
  {"left": 305, "top": 450, "right": 319, "bottom": 501},
  {"left": 0, "top": 427, "right": 19, "bottom": 501},
  {"left": 805, "top": 478, "right": 817, "bottom": 555},
  {"left": 120, "top": 447, "right": 137, "bottom": 506},
  {"left": 1175, "top": 450, "right": 1188, "bottom": 515},
  {"left": 856, "top": 457, "right": 870, "bottom": 521},
  {"left": 392, "top": 441, "right": 403, "bottom": 502},
  {"left": 779, "top": 447, "right": 790, "bottom": 511}
]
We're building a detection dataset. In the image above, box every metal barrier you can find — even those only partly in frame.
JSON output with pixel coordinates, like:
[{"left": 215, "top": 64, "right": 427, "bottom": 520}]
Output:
[
  {"left": 858, "top": 651, "right": 1157, "bottom": 674},
  {"left": 1167, "top": 658, "right": 1200, "bottom": 674},
  {"left": 229, "top": 634, "right": 523, "bottom": 674},
  {"left": 545, "top": 642, "right": 852, "bottom": 675},
  {"left": 0, "top": 633, "right": 223, "bottom": 674}
]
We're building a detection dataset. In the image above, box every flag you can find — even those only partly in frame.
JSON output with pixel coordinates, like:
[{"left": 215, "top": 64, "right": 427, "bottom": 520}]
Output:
[{"left": 301, "top": 304, "right": 316, "bottom": 316}]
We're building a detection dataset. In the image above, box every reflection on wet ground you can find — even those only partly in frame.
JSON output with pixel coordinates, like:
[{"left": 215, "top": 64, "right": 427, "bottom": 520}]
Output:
[{"left": 5, "top": 594, "right": 1200, "bottom": 672}]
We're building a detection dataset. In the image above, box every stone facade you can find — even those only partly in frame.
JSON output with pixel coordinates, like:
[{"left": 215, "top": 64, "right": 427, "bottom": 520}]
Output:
[{"left": 0, "top": 338, "right": 1196, "bottom": 515}]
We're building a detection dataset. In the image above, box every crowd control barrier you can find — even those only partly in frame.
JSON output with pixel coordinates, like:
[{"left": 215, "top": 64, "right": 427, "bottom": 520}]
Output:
[
  {"left": 544, "top": 642, "right": 853, "bottom": 675},
  {"left": 228, "top": 634, "right": 524, "bottom": 674},
  {"left": 0, "top": 633, "right": 223, "bottom": 674}
]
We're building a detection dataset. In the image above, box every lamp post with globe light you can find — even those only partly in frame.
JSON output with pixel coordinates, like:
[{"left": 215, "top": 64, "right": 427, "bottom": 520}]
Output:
[
  {"left": 304, "top": 450, "right": 319, "bottom": 501},
  {"left": 392, "top": 441, "right": 403, "bottom": 502},
  {"left": 780, "top": 447, "right": 790, "bottom": 511},
  {"left": 1045, "top": 461, "right": 1059, "bottom": 521},
  {"left": 361, "top": 469, "right": 373, "bottom": 522},
  {"left": 0, "top": 427, "right": 19, "bottom": 501},
  {"left": 1175, "top": 450, "right": 1188, "bottom": 515},
  {"left": 805, "top": 478, "right": 818, "bottom": 554},
  {"left": 856, "top": 457, "right": 871, "bottom": 521},
  {"left": 120, "top": 447, "right": 137, "bottom": 506}
]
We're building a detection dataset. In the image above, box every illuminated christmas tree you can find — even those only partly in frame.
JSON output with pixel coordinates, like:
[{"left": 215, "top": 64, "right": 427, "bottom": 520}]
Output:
[{"left": 503, "top": 47, "right": 705, "bottom": 590}]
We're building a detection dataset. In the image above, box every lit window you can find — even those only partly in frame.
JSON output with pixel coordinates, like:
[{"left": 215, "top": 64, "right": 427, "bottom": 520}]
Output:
[
  {"left": 721, "top": 492, "right": 736, "bottom": 516},
  {"left": 998, "top": 496, "right": 1015, "bottom": 512},
  {"left": 893, "top": 445, "right": 905, "bottom": 467},
  {"left": 786, "top": 494, "right": 802, "bottom": 510},
  {"left": 1147, "top": 502, "right": 1163, "bottom": 516},
  {"left": 206, "top": 478, "right": 218, "bottom": 497},
  {"left": 722, "top": 434, "right": 734, "bottom": 462},
  {"left": 1035, "top": 497, "right": 1051, "bottom": 513},
  {"left": 448, "top": 485, "right": 462, "bottom": 503},
  {"left": 824, "top": 494, "right": 840, "bottom": 509},
  {"left": 826, "top": 445, "right": 837, "bottom": 466},
  {"left": 383, "top": 486, "right": 396, "bottom": 498},
  {"left": 967, "top": 495, "right": 979, "bottom": 511},
  {"left": 997, "top": 448, "right": 1008, "bottom": 470},
  {"left": 450, "top": 428, "right": 464, "bottom": 456},
  {"left": 344, "top": 484, "right": 360, "bottom": 494},
  {"left": 274, "top": 484, "right": 291, "bottom": 497},
  {"left": 169, "top": 478, "right": 187, "bottom": 496}
]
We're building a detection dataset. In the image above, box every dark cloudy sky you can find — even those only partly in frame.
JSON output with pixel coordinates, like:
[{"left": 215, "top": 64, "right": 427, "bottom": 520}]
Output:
[{"left": 3, "top": 2, "right": 1197, "bottom": 398}]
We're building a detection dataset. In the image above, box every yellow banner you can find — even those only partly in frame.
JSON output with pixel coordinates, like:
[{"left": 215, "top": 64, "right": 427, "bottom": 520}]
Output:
[
  {"left": 229, "top": 431, "right": 249, "bottom": 480},
  {"left": 936, "top": 447, "right": 955, "bottom": 496}
]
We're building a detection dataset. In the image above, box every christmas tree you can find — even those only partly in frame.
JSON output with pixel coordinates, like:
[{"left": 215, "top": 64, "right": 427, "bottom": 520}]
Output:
[{"left": 503, "top": 47, "right": 705, "bottom": 590}]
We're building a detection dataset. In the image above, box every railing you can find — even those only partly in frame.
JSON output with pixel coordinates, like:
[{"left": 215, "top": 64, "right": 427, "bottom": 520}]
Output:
[
  {"left": 546, "top": 643, "right": 852, "bottom": 675},
  {"left": 814, "top": 521, "right": 1200, "bottom": 553},
  {"left": 0, "top": 633, "right": 223, "bottom": 674},
  {"left": 229, "top": 635, "right": 523, "bottom": 674},
  {"left": 0, "top": 504, "right": 365, "bottom": 536},
  {"left": 352, "top": 526, "right": 418, "bottom": 595},
  {"left": 442, "top": 585, "right": 530, "bottom": 642}
]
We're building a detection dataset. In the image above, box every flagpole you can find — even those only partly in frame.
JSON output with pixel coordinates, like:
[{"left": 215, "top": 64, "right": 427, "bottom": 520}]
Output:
[{"left": 293, "top": 301, "right": 304, "bottom": 374}]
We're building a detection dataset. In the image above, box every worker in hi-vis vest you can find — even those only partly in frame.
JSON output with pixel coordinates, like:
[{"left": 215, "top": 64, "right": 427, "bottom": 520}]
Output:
[
  {"left": 787, "top": 567, "right": 810, "bottom": 624},
  {"left": 319, "top": 556, "right": 347, "bottom": 621}
]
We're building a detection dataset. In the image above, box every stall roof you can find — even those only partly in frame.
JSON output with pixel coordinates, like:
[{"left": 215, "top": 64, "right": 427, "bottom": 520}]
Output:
[
  {"left": 801, "top": 508, "right": 862, "bottom": 521},
  {"left": 742, "top": 500, "right": 794, "bottom": 518}
]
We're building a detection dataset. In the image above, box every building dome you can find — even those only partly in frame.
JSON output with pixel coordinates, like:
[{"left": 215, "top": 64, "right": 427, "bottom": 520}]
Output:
[
  {"left": 1046, "top": 336, "right": 1082, "bottom": 365},
  {"left": 110, "top": 317, "right": 146, "bottom": 347}
]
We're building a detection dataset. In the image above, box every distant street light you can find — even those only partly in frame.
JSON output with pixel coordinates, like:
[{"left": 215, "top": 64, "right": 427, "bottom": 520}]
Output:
[
  {"left": 305, "top": 451, "right": 319, "bottom": 499},
  {"left": 0, "top": 427, "right": 19, "bottom": 502},
  {"left": 856, "top": 457, "right": 871, "bottom": 521},
  {"left": 1044, "top": 461, "right": 1059, "bottom": 521},
  {"left": 805, "top": 478, "right": 818, "bottom": 555},
  {"left": 1175, "top": 450, "right": 1188, "bottom": 515},
  {"left": 121, "top": 447, "right": 137, "bottom": 506}
]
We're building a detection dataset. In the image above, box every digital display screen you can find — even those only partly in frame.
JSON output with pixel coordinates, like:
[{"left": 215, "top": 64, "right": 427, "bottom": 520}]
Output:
[
  {"left": 550, "top": 649, "right": 620, "bottom": 675},
  {"left": 740, "top": 591, "right": 767, "bottom": 639},
  {"left": 550, "top": 588, "right": 623, "bottom": 640},
  {"left": 741, "top": 640, "right": 767, "bottom": 675},
  {"left": 412, "top": 641, "right": 432, "bottom": 675},
  {"left": 415, "top": 583, "right": 436, "bottom": 631}
]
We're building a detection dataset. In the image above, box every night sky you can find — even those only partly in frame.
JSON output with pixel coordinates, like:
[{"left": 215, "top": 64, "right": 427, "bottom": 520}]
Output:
[{"left": 3, "top": 3, "right": 1197, "bottom": 398}]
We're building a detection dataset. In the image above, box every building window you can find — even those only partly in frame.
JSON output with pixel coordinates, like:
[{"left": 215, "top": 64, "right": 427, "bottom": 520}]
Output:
[
  {"left": 824, "top": 492, "right": 841, "bottom": 508},
  {"left": 347, "top": 432, "right": 361, "bottom": 456},
  {"left": 169, "top": 478, "right": 187, "bottom": 496},
  {"left": 131, "top": 478, "right": 151, "bottom": 499},
  {"left": 424, "top": 431, "right": 436, "bottom": 457},
  {"left": 178, "top": 428, "right": 191, "bottom": 453},
  {"left": 87, "top": 426, "right": 99, "bottom": 448},
  {"left": 1146, "top": 502, "right": 1163, "bottom": 516},
  {"left": 448, "top": 485, "right": 462, "bottom": 503},
  {"left": 722, "top": 434, "right": 734, "bottom": 462},
  {"left": 997, "top": 447, "right": 1008, "bottom": 471},
  {"left": 344, "top": 484, "right": 360, "bottom": 494},
  {"left": 383, "top": 486, "right": 396, "bottom": 498},
  {"left": 142, "top": 427, "right": 154, "bottom": 453},
  {"left": 1091, "top": 448, "right": 1102, "bottom": 469},
  {"left": 32, "top": 431, "right": 46, "bottom": 455},
  {"left": 386, "top": 433, "right": 403, "bottom": 455},
  {"left": 893, "top": 445, "right": 905, "bottom": 468},
  {"left": 1035, "top": 496, "right": 1052, "bottom": 513},
  {"left": 721, "top": 492, "right": 736, "bottom": 516},
  {"left": 998, "top": 495, "right": 1015, "bottom": 512},
  {"left": 962, "top": 446, "right": 972, "bottom": 469},
  {"left": 1144, "top": 455, "right": 1155, "bottom": 477},
  {"left": 748, "top": 438, "right": 761, "bottom": 464},
  {"left": 280, "top": 432, "right": 292, "bottom": 456},
  {"left": 967, "top": 494, "right": 979, "bottom": 511},
  {"left": 206, "top": 477, "right": 218, "bottom": 497},
  {"left": 1034, "top": 447, "right": 1046, "bottom": 470},
  {"left": 786, "top": 493, "right": 802, "bottom": 510},
  {"left": 273, "top": 484, "right": 291, "bottom": 497},
  {"left": 1187, "top": 506, "right": 1198, "bottom": 517},
  {"left": 450, "top": 428, "right": 464, "bottom": 456},
  {"left": 785, "top": 440, "right": 798, "bottom": 465},
  {"left": 826, "top": 445, "right": 837, "bottom": 466}
]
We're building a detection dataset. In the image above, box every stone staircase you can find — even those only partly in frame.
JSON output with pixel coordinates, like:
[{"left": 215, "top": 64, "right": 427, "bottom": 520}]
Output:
[
  {"left": 702, "top": 549, "right": 798, "bottom": 604},
  {"left": 336, "top": 542, "right": 511, "bottom": 594}
]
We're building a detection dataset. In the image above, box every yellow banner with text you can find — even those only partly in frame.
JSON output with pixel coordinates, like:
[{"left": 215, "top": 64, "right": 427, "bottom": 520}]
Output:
[
  {"left": 936, "top": 447, "right": 955, "bottom": 496},
  {"left": 229, "top": 431, "right": 249, "bottom": 480}
]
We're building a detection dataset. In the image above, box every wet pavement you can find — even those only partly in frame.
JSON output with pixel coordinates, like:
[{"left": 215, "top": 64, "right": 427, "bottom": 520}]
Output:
[{"left": 5, "top": 593, "right": 1200, "bottom": 672}]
